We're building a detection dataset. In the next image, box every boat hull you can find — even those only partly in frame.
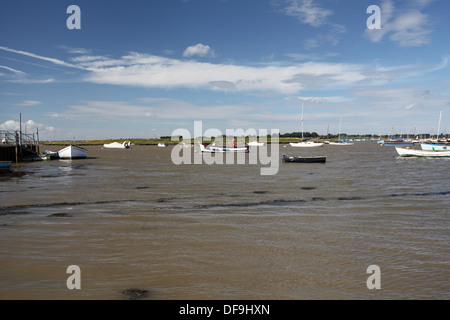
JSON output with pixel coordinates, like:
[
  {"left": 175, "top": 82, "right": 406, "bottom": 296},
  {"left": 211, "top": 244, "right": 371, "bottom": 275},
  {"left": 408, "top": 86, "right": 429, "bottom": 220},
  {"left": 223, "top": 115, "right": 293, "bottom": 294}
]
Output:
[
  {"left": 199, "top": 144, "right": 248, "bottom": 153},
  {"left": 0, "top": 161, "right": 12, "bottom": 169},
  {"left": 329, "top": 142, "right": 354, "bottom": 146},
  {"left": 103, "top": 141, "right": 130, "bottom": 149},
  {"left": 395, "top": 147, "right": 450, "bottom": 157},
  {"left": 57, "top": 145, "right": 88, "bottom": 159},
  {"left": 289, "top": 142, "right": 324, "bottom": 147},
  {"left": 283, "top": 154, "right": 326, "bottom": 163},
  {"left": 380, "top": 139, "right": 414, "bottom": 146},
  {"left": 247, "top": 142, "right": 265, "bottom": 147}
]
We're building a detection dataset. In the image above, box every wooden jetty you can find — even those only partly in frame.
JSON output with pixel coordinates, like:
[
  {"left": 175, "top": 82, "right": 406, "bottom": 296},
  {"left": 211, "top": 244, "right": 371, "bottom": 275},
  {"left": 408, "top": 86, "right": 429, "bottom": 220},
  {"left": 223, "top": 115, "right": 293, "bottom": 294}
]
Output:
[{"left": 0, "top": 129, "right": 42, "bottom": 163}]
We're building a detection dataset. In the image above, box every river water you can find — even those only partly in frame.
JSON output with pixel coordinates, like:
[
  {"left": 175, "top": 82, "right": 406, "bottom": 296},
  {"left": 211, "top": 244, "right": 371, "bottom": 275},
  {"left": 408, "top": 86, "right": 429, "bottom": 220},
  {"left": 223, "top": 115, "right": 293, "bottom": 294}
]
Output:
[{"left": 0, "top": 142, "right": 448, "bottom": 299}]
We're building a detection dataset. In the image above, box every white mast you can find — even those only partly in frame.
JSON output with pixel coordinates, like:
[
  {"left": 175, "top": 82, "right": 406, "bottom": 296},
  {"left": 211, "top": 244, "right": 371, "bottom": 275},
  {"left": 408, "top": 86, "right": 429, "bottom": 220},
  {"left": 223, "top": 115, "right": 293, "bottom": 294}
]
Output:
[
  {"left": 301, "top": 101, "right": 304, "bottom": 141},
  {"left": 437, "top": 110, "right": 442, "bottom": 140}
]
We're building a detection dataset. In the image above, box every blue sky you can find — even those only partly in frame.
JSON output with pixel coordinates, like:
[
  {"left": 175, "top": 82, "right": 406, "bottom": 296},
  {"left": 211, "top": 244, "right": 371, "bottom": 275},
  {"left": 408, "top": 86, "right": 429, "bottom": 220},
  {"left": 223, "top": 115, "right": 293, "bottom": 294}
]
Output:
[{"left": 0, "top": 0, "right": 449, "bottom": 140}]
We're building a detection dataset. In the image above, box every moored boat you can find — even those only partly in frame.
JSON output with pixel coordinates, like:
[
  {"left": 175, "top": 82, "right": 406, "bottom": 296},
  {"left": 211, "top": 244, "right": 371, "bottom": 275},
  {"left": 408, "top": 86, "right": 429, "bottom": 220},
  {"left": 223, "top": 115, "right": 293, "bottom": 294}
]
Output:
[
  {"left": 379, "top": 137, "right": 414, "bottom": 146},
  {"left": 420, "top": 142, "right": 449, "bottom": 151},
  {"left": 395, "top": 147, "right": 450, "bottom": 157},
  {"left": 328, "top": 140, "right": 354, "bottom": 146},
  {"left": 282, "top": 154, "right": 326, "bottom": 163},
  {"left": 0, "top": 161, "right": 12, "bottom": 169},
  {"left": 158, "top": 142, "right": 167, "bottom": 147},
  {"left": 247, "top": 141, "right": 265, "bottom": 147},
  {"left": 103, "top": 141, "right": 131, "bottom": 149},
  {"left": 289, "top": 101, "right": 323, "bottom": 148},
  {"left": 289, "top": 141, "right": 324, "bottom": 147},
  {"left": 57, "top": 145, "right": 88, "bottom": 159},
  {"left": 199, "top": 143, "right": 249, "bottom": 153}
]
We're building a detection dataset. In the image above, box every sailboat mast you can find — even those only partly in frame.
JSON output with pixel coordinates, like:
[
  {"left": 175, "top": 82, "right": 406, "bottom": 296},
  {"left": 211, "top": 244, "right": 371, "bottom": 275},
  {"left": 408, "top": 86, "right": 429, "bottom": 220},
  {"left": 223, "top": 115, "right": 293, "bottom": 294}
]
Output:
[
  {"left": 301, "top": 101, "right": 304, "bottom": 141},
  {"left": 338, "top": 115, "right": 342, "bottom": 140},
  {"left": 437, "top": 110, "right": 442, "bottom": 140}
]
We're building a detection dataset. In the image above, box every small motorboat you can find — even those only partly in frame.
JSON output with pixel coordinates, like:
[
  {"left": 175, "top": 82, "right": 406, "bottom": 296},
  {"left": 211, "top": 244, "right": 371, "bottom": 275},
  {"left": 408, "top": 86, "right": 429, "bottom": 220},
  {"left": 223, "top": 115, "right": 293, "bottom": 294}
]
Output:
[
  {"left": 103, "top": 141, "right": 131, "bottom": 149},
  {"left": 199, "top": 143, "right": 249, "bottom": 153},
  {"left": 158, "top": 142, "right": 167, "bottom": 147},
  {"left": 282, "top": 154, "right": 326, "bottom": 163}
]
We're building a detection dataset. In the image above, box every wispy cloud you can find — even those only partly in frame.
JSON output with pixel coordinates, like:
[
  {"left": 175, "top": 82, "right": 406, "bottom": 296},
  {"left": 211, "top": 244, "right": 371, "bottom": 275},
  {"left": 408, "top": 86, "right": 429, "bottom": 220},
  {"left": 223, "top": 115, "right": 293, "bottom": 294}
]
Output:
[
  {"left": 0, "top": 46, "right": 75, "bottom": 68},
  {"left": 273, "top": 0, "right": 346, "bottom": 48},
  {"left": 3, "top": 45, "right": 442, "bottom": 97},
  {"left": 365, "top": 0, "right": 433, "bottom": 47},
  {"left": 14, "top": 100, "right": 42, "bottom": 107},
  {"left": 277, "top": 0, "right": 332, "bottom": 27},
  {"left": 0, "top": 65, "right": 27, "bottom": 76}
]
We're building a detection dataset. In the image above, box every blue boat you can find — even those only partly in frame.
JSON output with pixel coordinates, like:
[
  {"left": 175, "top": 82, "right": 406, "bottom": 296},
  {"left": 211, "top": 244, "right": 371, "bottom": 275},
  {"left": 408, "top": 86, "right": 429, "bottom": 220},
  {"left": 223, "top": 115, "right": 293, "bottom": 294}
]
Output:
[
  {"left": 0, "top": 161, "right": 12, "bottom": 169},
  {"left": 379, "top": 137, "right": 414, "bottom": 146}
]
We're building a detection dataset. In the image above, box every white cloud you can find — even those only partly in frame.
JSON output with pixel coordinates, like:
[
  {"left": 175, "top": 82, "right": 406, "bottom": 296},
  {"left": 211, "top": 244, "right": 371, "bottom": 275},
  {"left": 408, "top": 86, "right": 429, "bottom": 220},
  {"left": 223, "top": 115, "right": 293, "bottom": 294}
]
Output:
[
  {"left": 280, "top": 0, "right": 332, "bottom": 27},
  {"left": 0, "top": 46, "right": 74, "bottom": 68},
  {"left": 0, "top": 65, "right": 27, "bottom": 76},
  {"left": 274, "top": 0, "right": 346, "bottom": 47},
  {"left": 0, "top": 119, "right": 54, "bottom": 133},
  {"left": 63, "top": 99, "right": 254, "bottom": 121},
  {"left": 10, "top": 78, "right": 55, "bottom": 84},
  {"left": 183, "top": 43, "right": 215, "bottom": 58},
  {"left": 15, "top": 100, "right": 42, "bottom": 107},
  {"left": 78, "top": 52, "right": 375, "bottom": 94}
]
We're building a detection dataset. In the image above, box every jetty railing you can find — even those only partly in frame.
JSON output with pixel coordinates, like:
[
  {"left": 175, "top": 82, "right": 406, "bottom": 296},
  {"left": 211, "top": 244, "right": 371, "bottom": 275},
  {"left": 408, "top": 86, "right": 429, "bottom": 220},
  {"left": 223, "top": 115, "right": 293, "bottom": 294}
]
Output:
[
  {"left": 0, "top": 130, "right": 40, "bottom": 162},
  {"left": 1, "top": 130, "right": 37, "bottom": 146}
]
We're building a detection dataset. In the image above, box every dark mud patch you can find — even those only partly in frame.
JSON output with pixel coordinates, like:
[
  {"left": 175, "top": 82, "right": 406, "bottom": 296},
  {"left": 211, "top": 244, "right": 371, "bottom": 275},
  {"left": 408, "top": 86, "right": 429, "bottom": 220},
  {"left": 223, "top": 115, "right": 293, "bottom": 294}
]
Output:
[
  {"left": 338, "top": 196, "right": 364, "bottom": 201},
  {"left": 195, "top": 198, "right": 307, "bottom": 209},
  {"left": 47, "top": 212, "right": 73, "bottom": 218},
  {"left": 156, "top": 197, "right": 176, "bottom": 203},
  {"left": 0, "top": 170, "right": 28, "bottom": 181},
  {"left": 120, "top": 288, "right": 149, "bottom": 300}
]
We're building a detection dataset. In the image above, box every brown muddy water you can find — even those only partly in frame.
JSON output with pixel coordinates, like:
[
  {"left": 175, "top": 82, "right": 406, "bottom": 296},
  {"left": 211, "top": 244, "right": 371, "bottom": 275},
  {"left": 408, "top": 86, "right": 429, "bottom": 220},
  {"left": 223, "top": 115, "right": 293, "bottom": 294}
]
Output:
[{"left": 0, "top": 142, "right": 448, "bottom": 299}]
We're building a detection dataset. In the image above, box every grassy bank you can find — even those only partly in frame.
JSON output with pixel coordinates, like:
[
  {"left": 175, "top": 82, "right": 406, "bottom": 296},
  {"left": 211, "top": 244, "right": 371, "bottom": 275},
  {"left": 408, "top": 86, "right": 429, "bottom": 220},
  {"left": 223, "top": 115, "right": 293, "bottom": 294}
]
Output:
[{"left": 41, "top": 137, "right": 332, "bottom": 146}]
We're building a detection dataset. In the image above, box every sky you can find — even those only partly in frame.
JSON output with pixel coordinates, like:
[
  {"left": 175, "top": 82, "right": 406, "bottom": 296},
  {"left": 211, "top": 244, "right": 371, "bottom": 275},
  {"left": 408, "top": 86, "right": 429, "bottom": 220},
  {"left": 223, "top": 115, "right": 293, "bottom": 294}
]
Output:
[{"left": 0, "top": 0, "right": 449, "bottom": 140}]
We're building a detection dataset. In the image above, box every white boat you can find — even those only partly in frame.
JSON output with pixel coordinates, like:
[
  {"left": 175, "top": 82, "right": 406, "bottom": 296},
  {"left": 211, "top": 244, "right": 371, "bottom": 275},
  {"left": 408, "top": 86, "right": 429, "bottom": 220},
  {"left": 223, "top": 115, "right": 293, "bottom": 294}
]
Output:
[
  {"left": 290, "top": 141, "right": 324, "bottom": 147},
  {"left": 57, "top": 145, "right": 88, "bottom": 159},
  {"left": 328, "top": 116, "right": 353, "bottom": 145},
  {"left": 103, "top": 141, "right": 131, "bottom": 149},
  {"left": 329, "top": 140, "right": 354, "bottom": 146},
  {"left": 247, "top": 141, "right": 265, "bottom": 147},
  {"left": 198, "top": 143, "right": 249, "bottom": 153},
  {"left": 158, "top": 142, "right": 167, "bottom": 147},
  {"left": 420, "top": 143, "right": 449, "bottom": 151},
  {"left": 290, "top": 101, "right": 323, "bottom": 148},
  {"left": 395, "top": 147, "right": 450, "bottom": 157}
]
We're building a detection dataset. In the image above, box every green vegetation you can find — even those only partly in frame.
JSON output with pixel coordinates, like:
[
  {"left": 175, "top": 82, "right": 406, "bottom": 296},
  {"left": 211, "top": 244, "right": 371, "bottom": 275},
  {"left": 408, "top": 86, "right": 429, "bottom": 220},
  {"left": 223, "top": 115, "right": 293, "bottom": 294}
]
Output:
[{"left": 41, "top": 133, "right": 383, "bottom": 146}]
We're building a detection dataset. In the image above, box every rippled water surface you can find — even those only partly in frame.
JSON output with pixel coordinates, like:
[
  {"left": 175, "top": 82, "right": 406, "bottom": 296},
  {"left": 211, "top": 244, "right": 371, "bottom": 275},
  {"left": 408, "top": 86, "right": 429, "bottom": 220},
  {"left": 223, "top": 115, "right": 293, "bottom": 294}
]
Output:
[{"left": 0, "top": 142, "right": 449, "bottom": 299}]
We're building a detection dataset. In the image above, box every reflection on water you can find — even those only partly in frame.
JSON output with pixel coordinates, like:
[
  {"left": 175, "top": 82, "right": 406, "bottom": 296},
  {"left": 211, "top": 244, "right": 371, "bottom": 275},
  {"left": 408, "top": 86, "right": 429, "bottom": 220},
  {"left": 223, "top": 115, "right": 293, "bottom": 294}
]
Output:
[{"left": 0, "top": 142, "right": 449, "bottom": 299}]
